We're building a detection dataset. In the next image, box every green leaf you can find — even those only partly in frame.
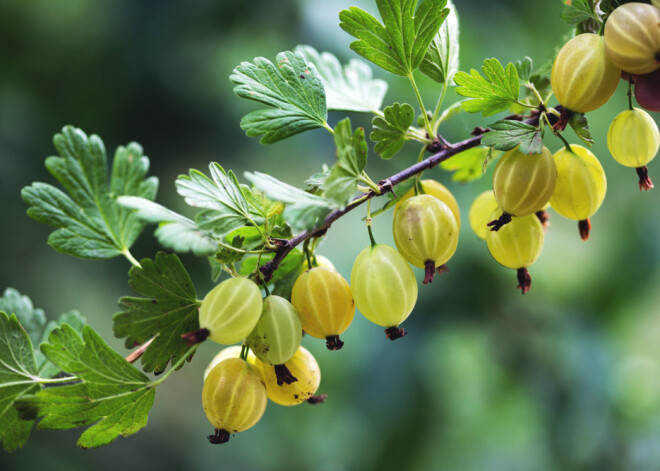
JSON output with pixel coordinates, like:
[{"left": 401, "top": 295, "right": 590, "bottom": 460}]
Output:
[
  {"left": 22, "top": 126, "right": 158, "bottom": 260},
  {"left": 561, "top": 0, "right": 599, "bottom": 25},
  {"left": 113, "top": 253, "right": 200, "bottom": 374},
  {"left": 16, "top": 324, "right": 155, "bottom": 449},
  {"left": 440, "top": 146, "right": 491, "bottom": 182},
  {"left": 230, "top": 51, "right": 328, "bottom": 144},
  {"left": 0, "top": 312, "right": 39, "bottom": 452},
  {"left": 244, "top": 172, "right": 335, "bottom": 233},
  {"left": 176, "top": 163, "right": 265, "bottom": 240},
  {"left": 454, "top": 58, "right": 521, "bottom": 117},
  {"left": 323, "top": 118, "right": 368, "bottom": 207},
  {"left": 481, "top": 120, "right": 545, "bottom": 155},
  {"left": 118, "top": 196, "right": 217, "bottom": 255},
  {"left": 37, "top": 311, "right": 86, "bottom": 379},
  {"left": 514, "top": 56, "right": 533, "bottom": 83},
  {"left": 339, "top": 0, "right": 449, "bottom": 76},
  {"left": 371, "top": 103, "right": 416, "bottom": 159},
  {"left": 568, "top": 112, "right": 594, "bottom": 146},
  {"left": 295, "top": 45, "right": 387, "bottom": 113},
  {"left": 0, "top": 288, "right": 46, "bottom": 351},
  {"left": 420, "top": 0, "right": 459, "bottom": 84}
]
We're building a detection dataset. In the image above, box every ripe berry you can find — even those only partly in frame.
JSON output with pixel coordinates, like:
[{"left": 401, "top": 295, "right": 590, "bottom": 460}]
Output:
[
  {"left": 551, "top": 33, "right": 621, "bottom": 112},
  {"left": 351, "top": 244, "right": 418, "bottom": 340},
  {"left": 202, "top": 358, "right": 267, "bottom": 444},
  {"left": 604, "top": 3, "right": 660, "bottom": 75},
  {"left": 246, "top": 295, "right": 302, "bottom": 384},
  {"left": 395, "top": 179, "right": 461, "bottom": 229},
  {"left": 469, "top": 190, "right": 499, "bottom": 240},
  {"left": 490, "top": 146, "right": 557, "bottom": 230},
  {"left": 607, "top": 107, "right": 660, "bottom": 190},
  {"left": 254, "top": 346, "right": 321, "bottom": 406},
  {"left": 486, "top": 212, "right": 544, "bottom": 294},
  {"left": 392, "top": 194, "right": 458, "bottom": 283},
  {"left": 290, "top": 267, "right": 354, "bottom": 350},
  {"left": 198, "top": 277, "right": 263, "bottom": 345},
  {"left": 635, "top": 69, "right": 660, "bottom": 112},
  {"left": 549, "top": 145, "right": 607, "bottom": 240},
  {"left": 203, "top": 346, "right": 257, "bottom": 381}
]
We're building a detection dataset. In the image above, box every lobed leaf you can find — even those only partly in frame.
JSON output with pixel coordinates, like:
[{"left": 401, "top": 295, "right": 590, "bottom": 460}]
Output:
[
  {"left": 16, "top": 324, "right": 155, "bottom": 449},
  {"left": 0, "top": 313, "right": 39, "bottom": 452},
  {"left": 371, "top": 103, "right": 415, "bottom": 159},
  {"left": 454, "top": 58, "right": 521, "bottom": 117},
  {"left": 420, "top": 0, "right": 459, "bottom": 84},
  {"left": 295, "top": 45, "right": 387, "bottom": 113},
  {"left": 21, "top": 126, "right": 158, "bottom": 259},
  {"left": 244, "top": 172, "right": 335, "bottom": 233},
  {"left": 231, "top": 51, "right": 328, "bottom": 143},
  {"left": 339, "top": 0, "right": 449, "bottom": 76},
  {"left": 113, "top": 252, "right": 200, "bottom": 374},
  {"left": 176, "top": 163, "right": 265, "bottom": 240},
  {"left": 481, "top": 120, "right": 544, "bottom": 155},
  {"left": 440, "top": 146, "right": 491, "bottom": 182},
  {"left": 323, "top": 118, "right": 368, "bottom": 208},
  {"left": 118, "top": 196, "right": 217, "bottom": 255}
]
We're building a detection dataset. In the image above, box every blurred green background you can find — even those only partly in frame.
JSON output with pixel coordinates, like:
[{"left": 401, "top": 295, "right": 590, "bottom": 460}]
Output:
[{"left": 2, "top": 0, "right": 660, "bottom": 470}]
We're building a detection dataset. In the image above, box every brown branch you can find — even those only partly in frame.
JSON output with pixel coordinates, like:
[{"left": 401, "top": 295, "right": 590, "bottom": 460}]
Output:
[{"left": 259, "top": 133, "right": 484, "bottom": 282}]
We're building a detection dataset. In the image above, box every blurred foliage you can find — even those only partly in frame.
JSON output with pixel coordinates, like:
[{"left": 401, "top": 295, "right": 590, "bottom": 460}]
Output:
[{"left": 1, "top": 0, "right": 660, "bottom": 470}]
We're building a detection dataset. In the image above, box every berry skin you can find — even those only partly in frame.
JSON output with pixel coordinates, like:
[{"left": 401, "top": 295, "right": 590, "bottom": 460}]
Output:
[
  {"left": 254, "top": 346, "right": 321, "bottom": 406},
  {"left": 199, "top": 277, "right": 263, "bottom": 345},
  {"left": 301, "top": 254, "right": 336, "bottom": 272},
  {"left": 392, "top": 194, "right": 459, "bottom": 283},
  {"left": 549, "top": 145, "right": 607, "bottom": 240},
  {"left": 246, "top": 295, "right": 302, "bottom": 366},
  {"left": 202, "top": 358, "right": 267, "bottom": 444},
  {"left": 351, "top": 244, "right": 418, "bottom": 339},
  {"left": 469, "top": 190, "right": 499, "bottom": 240},
  {"left": 491, "top": 146, "right": 557, "bottom": 222},
  {"left": 395, "top": 179, "right": 461, "bottom": 229},
  {"left": 290, "top": 267, "right": 354, "bottom": 350},
  {"left": 635, "top": 69, "right": 660, "bottom": 112},
  {"left": 203, "top": 346, "right": 257, "bottom": 382},
  {"left": 607, "top": 107, "right": 660, "bottom": 190},
  {"left": 604, "top": 3, "right": 660, "bottom": 75},
  {"left": 486, "top": 212, "right": 544, "bottom": 294},
  {"left": 551, "top": 33, "right": 621, "bottom": 113}
]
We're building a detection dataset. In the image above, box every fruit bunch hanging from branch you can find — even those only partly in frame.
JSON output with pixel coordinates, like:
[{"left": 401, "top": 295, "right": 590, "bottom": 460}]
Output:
[{"left": 0, "top": 0, "right": 658, "bottom": 451}]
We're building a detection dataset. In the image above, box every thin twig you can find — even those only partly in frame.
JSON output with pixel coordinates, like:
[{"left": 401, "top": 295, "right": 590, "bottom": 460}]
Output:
[{"left": 259, "top": 133, "right": 484, "bottom": 282}]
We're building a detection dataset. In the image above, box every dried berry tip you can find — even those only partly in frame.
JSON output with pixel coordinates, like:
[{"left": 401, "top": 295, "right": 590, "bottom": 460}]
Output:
[
  {"left": 423, "top": 260, "right": 436, "bottom": 284},
  {"left": 307, "top": 394, "right": 328, "bottom": 405},
  {"left": 385, "top": 326, "right": 406, "bottom": 341},
  {"left": 553, "top": 107, "right": 572, "bottom": 132},
  {"left": 274, "top": 364, "right": 298, "bottom": 385},
  {"left": 208, "top": 429, "right": 230, "bottom": 445},
  {"left": 535, "top": 210, "right": 550, "bottom": 228},
  {"left": 436, "top": 264, "right": 449, "bottom": 276},
  {"left": 180, "top": 328, "right": 210, "bottom": 346},
  {"left": 325, "top": 335, "right": 344, "bottom": 350},
  {"left": 516, "top": 268, "right": 532, "bottom": 295},
  {"left": 636, "top": 166, "right": 654, "bottom": 191},
  {"left": 578, "top": 219, "right": 591, "bottom": 241},
  {"left": 487, "top": 212, "right": 512, "bottom": 232}
]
